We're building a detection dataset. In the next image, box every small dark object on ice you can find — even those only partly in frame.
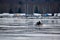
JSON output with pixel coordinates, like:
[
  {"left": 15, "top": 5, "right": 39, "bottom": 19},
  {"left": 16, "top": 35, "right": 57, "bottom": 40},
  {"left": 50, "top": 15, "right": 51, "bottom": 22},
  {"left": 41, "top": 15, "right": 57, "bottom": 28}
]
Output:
[{"left": 36, "top": 21, "right": 43, "bottom": 26}]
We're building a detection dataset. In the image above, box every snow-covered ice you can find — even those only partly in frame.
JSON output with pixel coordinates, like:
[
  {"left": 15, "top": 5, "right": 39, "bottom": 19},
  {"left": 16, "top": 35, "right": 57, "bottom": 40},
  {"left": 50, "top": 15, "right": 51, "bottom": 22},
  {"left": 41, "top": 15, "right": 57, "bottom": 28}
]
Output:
[{"left": 0, "top": 18, "right": 60, "bottom": 40}]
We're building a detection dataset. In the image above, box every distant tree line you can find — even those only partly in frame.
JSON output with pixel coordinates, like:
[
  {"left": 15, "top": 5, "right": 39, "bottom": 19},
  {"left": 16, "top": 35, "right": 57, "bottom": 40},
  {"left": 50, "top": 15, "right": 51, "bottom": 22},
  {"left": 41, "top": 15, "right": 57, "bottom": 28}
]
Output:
[{"left": 9, "top": 1, "right": 23, "bottom": 13}]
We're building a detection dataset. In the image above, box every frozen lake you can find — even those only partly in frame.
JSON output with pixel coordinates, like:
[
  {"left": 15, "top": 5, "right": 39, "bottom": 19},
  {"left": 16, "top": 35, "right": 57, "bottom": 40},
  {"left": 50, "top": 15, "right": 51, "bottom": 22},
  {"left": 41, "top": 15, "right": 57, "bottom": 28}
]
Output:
[{"left": 0, "top": 18, "right": 60, "bottom": 40}]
